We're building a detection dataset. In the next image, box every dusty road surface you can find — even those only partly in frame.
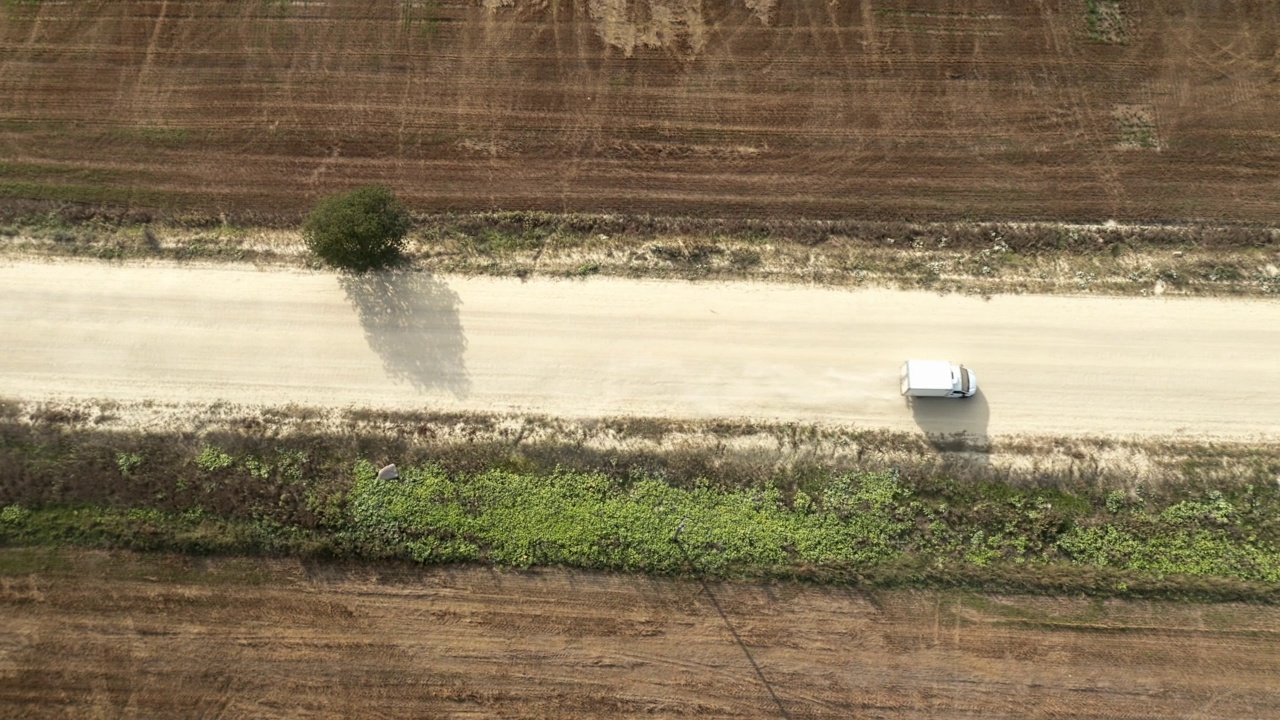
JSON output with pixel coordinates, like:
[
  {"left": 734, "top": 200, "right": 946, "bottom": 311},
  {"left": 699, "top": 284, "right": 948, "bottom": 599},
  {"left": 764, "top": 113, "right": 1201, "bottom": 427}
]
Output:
[
  {"left": 2, "top": 260, "right": 1280, "bottom": 440},
  {"left": 2, "top": 1, "right": 1279, "bottom": 222},
  {"left": 1, "top": 550, "right": 1278, "bottom": 719}
]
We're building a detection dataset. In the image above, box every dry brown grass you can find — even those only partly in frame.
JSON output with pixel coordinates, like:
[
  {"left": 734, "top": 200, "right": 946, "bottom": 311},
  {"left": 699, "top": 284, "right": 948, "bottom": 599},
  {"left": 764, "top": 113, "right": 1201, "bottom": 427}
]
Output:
[
  {"left": 2, "top": 211, "right": 1277, "bottom": 297},
  {"left": 9, "top": 398, "right": 1278, "bottom": 502}
]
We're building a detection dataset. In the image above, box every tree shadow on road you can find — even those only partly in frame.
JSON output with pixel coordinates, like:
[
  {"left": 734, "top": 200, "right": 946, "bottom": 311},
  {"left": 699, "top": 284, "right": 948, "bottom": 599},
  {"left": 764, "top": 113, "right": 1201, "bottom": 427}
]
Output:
[
  {"left": 339, "top": 269, "right": 470, "bottom": 399},
  {"left": 910, "top": 391, "right": 990, "bottom": 467}
]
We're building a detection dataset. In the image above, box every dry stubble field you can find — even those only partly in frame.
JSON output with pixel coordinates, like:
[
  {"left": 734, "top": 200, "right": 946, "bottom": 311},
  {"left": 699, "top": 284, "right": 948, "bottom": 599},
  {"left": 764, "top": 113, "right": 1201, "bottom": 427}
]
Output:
[
  {"left": 1, "top": 0, "right": 1278, "bottom": 222},
  {"left": 1, "top": 550, "right": 1278, "bottom": 719}
]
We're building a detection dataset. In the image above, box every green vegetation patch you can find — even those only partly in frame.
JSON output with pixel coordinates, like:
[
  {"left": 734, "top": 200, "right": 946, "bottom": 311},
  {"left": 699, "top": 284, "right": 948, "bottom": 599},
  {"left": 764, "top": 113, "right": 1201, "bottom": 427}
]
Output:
[
  {"left": 2, "top": 0, "right": 43, "bottom": 16},
  {"left": 0, "top": 161, "right": 131, "bottom": 185},
  {"left": 1114, "top": 104, "right": 1160, "bottom": 149},
  {"left": 345, "top": 462, "right": 911, "bottom": 572},
  {"left": 0, "top": 181, "right": 173, "bottom": 208},
  {"left": 3, "top": 411, "right": 1280, "bottom": 600},
  {"left": 105, "top": 125, "right": 193, "bottom": 149},
  {"left": 1085, "top": 0, "right": 1130, "bottom": 44},
  {"left": 0, "top": 505, "right": 329, "bottom": 557}
]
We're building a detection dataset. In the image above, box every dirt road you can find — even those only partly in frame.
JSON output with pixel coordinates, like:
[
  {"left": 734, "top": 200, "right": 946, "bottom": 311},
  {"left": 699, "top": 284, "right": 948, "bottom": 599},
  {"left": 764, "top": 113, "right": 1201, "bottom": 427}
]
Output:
[
  {"left": 2, "top": 550, "right": 1279, "bottom": 719},
  {"left": 2, "top": 260, "right": 1278, "bottom": 440}
]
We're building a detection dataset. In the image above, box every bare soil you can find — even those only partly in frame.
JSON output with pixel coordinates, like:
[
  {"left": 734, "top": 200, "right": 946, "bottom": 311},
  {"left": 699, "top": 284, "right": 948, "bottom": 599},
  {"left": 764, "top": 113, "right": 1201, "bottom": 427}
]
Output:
[
  {"left": 1, "top": 549, "right": 1277, "bottom": 719},
  {"left": 2, "top": 0, "right": 1279, "bottom": 223}
]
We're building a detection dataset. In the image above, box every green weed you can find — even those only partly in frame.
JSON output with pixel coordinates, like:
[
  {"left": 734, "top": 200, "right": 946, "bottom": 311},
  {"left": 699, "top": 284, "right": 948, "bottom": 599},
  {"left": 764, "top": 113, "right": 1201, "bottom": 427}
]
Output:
[
  {"left": 2, "top": 0, "right": 42, "bottom": 16},
  {"left": 1085, "top": 0, "right": 1129, "bottom": 44},
  {"left": 345, "top": 462, "right": 915, "bottom": 572},
  {"left": 107, "top": 126, "right": 192, "bottom": 148},
  {"left": 115, "top": 452, "right": 143, "bottom": 477},
  {"left": 1, "top": 504, "right": 32, "bottom": 525},
  {"left": 196, "top": 446, "right": 234, "bottom": 471}
]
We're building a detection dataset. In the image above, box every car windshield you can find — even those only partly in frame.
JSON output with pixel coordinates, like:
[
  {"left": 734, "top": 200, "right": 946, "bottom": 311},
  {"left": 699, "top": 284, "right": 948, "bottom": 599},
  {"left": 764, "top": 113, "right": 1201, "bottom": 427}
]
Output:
[{"left": 959, "top": 367, "right": 971, "bottom": 393}]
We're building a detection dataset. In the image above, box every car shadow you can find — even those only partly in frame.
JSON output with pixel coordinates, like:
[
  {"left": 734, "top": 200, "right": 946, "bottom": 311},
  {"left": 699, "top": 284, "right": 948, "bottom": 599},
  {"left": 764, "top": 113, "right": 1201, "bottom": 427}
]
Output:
[
  {"left": 339, "top": 269, "right": 470, "bottom": 399},
  {"left": 909, "top": 390, "right": 990, "bottom": 462}
]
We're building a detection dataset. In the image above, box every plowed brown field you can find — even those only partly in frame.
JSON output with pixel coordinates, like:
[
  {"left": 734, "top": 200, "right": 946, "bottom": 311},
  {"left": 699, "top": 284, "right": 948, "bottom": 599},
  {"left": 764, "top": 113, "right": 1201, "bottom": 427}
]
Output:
[
  {"left": 1, "top": 0, "right": 1278, "bottom": 222},
  {"left": 2, "top": 551, "right": 1278, "bottom": 719}
]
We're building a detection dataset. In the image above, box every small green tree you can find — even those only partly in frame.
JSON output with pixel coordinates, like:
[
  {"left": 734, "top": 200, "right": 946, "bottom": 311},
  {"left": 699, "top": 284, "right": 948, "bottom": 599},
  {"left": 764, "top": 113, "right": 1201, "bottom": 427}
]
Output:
[{"left": 303, "top": 185, "right": 411, "bottom": 271}]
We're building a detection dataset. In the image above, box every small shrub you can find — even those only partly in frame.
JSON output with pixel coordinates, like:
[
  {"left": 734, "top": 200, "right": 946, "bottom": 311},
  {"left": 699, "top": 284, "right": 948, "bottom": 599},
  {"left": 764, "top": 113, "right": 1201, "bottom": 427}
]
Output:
[
  {"left": 116, "top": 452, "right": 143, "bottom": 477},
  {"left": 196, "top": 446, "right": 234, "bottom": 471},
  {"left": 1105, "top": 490, "right": 1128, "bottom": 514},
  {"left": 243, "top": 456, "right": 272, "bottom": 480},
  {"left": 303, "top": 185, "right": 411, "bottom": 271},
  {"left": 0, "top": 505, "right": 32, "bottom": 525},
  {"left": 1085, "top": 0, "right": 1130, "bottom": 44}
]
